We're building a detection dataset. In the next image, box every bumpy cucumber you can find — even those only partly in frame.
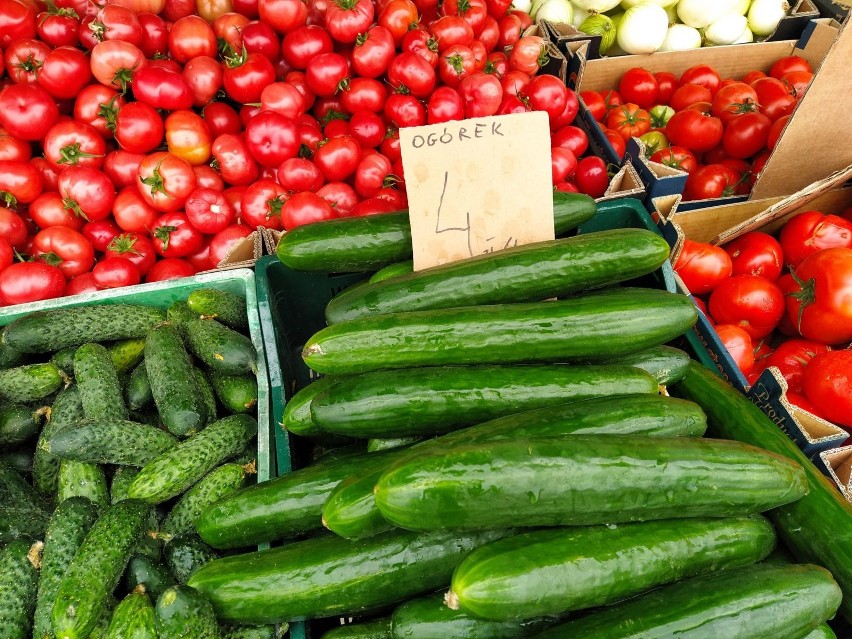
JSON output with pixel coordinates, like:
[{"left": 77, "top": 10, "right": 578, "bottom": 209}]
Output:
[
  {"left": 0, "top": 339, "right": 23, "bottom": 368},
  {"left": 104, "top": 586, "right": 157, "bottom": 639},
  {"left": 0, "top": 402, "right": 40, "bottom": 446},
  {"left": 125, "top": 364, "right": 153, "bottom": 412},
  {"left": 304, "top": 288, "right": 698, "bottom": 375},
  {"left": 282, "top": 376, "right": 341, "bottom": 437},
  {"left": 0, "top": 362, "right": 63, "bottom": 402},
  {"left": 58, "top": 460, "right": 109, "bottom": 507},
  {"left": 0, "top": 449, "right": 32, "bottom": 474},
  {"left": 154, "top": 585, "right": 219, "bottom": 639},
  {"left": 450, "top": 516, "right": 776, "bottom": 621},
  {"left": 531, "top": 563, "right": 842, "bottom": 639},
  {"left": 195, "top": 368, "right": 218, "bottom": 424},
  {"left": 187, "top": 289, "right": 248, "bottom": 330},
  {"left": 164, "top": 534, "right": 220, "bottom": 584},
  {"left": 145, "top": 323, "right": 208, "bottom": 438},
  {"left": 51, "top": 347, "right": 77, "bottom": 376},
  {"left": 167, "top": 301, "right": 198, "bottom": 327},
  {"left": 0, "top": 460, "right": 44, "bottom": 507},
  {"left": 33, "top": 385, "right": 85, "bottom": 495},
  {"left": 75, "top": 343, "right": 129, "bottom": 421},
  {"left": 0, "top": 539, "right": 41, "bottom": 639},
  {"left": 222, "top": 624, "right": 286, "bottom": 639},
  {"left": 603, "top": 344, "right": 692, "bottom": 386},
  {"left": 162, "top": 463, "right": 249, "bottom": 537},
  {"left": 46, "top": 419, "right": 178, "bottom": 467},
  {"left": 127, "top": 415, "right": 257, "bottom": 504},
  {"left": 208, "top": 371, "right": 258, "bottom": 415},
  {"left": 52, "top": 499, "right": 152, "bottom": 639},
  {"left": 125, "top": 556, "right": 176, "bottom": 602},
  {"left": 33, "top": 496, "right": 100, "bottom": 639},
  {"left": 111, "top": 467, "right": 139, "bottom": 503},
  {"left": 0, "top": 505, "right": 49, "bottom": 544},
  {"left": 108, "top": 339, "right": 147, "bottom": 374},
  {"left": 187, "top": 529, "right": 510, "bottom": 624},
  {"left": 184, "top": 318, "right": 257, "bottom": 376},
  {"left": 367, "top": 437, "right": 423, "bottom": 453},
  {"left": 323, "top": 619, "right": 391, "bottom": 639},
  {"left": 370, "top": 261, "right": 413, "bottom": 283},
  {"left": 309, "top": 364, "right": 658, "bottom": 438},
  {"left": 3, "top": 305, "right": 166, "bottom": 354},
  {"left": 374, "top": 435, "right": 808, "bottom": 532}
]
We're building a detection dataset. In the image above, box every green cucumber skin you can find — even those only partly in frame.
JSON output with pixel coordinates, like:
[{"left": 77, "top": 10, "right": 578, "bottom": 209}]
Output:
[
  {"left": 195, "top": 368, "right": 218, "bottom": 424},
  {"left": 0, "top": 505, "right": 49, "bottom": 544},
  {"left": 325, "top": 229, "right": 670, "bottom": 324},
  {"left": 125, "top": 556, "right": 176, "bottom": 602},
  {"left": 282, "top": 376, "right": 342, "bottom": 437},
  {"left": 276, "top": 192, "right": 595, "bottom": 273},
  {"left": 145, "top": 324, "right": 207, "bottom": 438},
  {"left": 0, "top": 363, "right": 63, "bottom": 403},
  {"left": 125, "top": 365, "right": 153, "bottom": 412},
  {"left": 127, "top": 415, "right": 257, "bottom": 504},
  {"left": 111, "top": 467, "right": 140, "bottom": 504},
  {"left": 208, "top": 371, "right": 258, "bottom": 415},
  {"left": 531, "top": 563, "right": 842, "bottom": 639},
  {"left": 0, "top": 403, "right": 39, "bottom": 446},
  {"left": 74, "top": 343, "right": 129, "bottom": 421},
  {"left": 309, "top": 364, "right": 658, "bottom": 438},
  {"left": 154, "top": 586, "right": 219, "bottom": 639},
  {"left": 51, "top": 348, "right": 77, "bottom": 376},
  {"left": 0, "top": 339, "right": 23, "bottom": 369},
  {"left": 187, "top": 289, "right": 248, "bottom": 330},
  {"left": 184, "top": 318, "right": 256, "bottom": 376},
  {"left": 303, "top": 288, "right": 698, "bottom": 375},
  {"left": 167, "top": 301, "right": 198, "bottom": 328},
  {"left": 451, "top": 516, "right": 776, "bottom": 621},
  {"left": 108, "top": 339, "right": 147, "bottom": 375},
  {"left": 46, "top": 419, "right": 177, "bottom": 467},
  {"left": 196, "top": 449, "right": 383, "bottom": 549},
  {"left": 164, "top": 535, "right": 219, "bottom": 584},
  {"left": 602, "top": 344, "right": 692, "bottom": 386},
  {"left": 0, "top": 539, "right": 40, "bottom": 639},
  {"left": 369, "top": 261, "right": 413, "bottom": 283},
  {"left": 322, "top": 395, "right": 707, "bottom": 540},
  {"left": 222, "top": 624, "right": 286, "bottom": 639},
  {"left": 2, "top": 305, "right": 166, "bottom": 354},
  {"left": 322, "top": 619, "right": 391, "bottom": 639},
  {"left": 367, "top": 437, "right": 423, "bottom": 453},
  {"left": 33, "top": 386, "right": 86, "bottom": 495},
  {"left": 162, "top": 463, "right": 247, "bottom": 537},
  {"left": 391, "top": 596, "right": 549, "bottom": 639},
  {"left": 104, "top": 588, "right": 157, "bottom": 639},
  {"left": 374, "top": 435, "right": 808, "bottom": 532},
  {"left": 33, "top": 497, "right": 100, "bottom": 639},
  {"left": 807, "top": 624, "right": 837, "bottom": 639},
  {"left": 0, "top": 450, "right": 33, "bottom": 474},
  {"left": 58, "top": 460, "right": 109, "bottom": 507},
  {"left": 187, "top": 528, "right": 511, "bottom": 624},
  {"left": 0, "top": 460, "right": 44, "bottom": 507}
]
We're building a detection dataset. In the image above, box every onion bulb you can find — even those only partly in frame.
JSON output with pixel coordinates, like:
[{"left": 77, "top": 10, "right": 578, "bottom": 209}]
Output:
[
  {"left": 572, "top": 0, "right": 621, "bottom": 12},
  {"left": 617, "top": 3, "right": 668, "bottom": 54},
  {"left": 732, "top": 0, "right": 750, "bottom": 16},
  {"left": 579, "top": 13, "right": 618, "bottom": 53},
  {"left": 570, "top": 4, "right": 590, "bottom": 27},
  {"left": 734, "top": 25, "right": 755, "bottom": 43},
  {"left": 676, "top": 0, "right": 738, "bottom": 28},
  {"left": 659, "top": 23, "right": 702, "bottom": 51},
  {"left": 748, "top": 0, "right": 790, "bottom": 37},
  {"left": 534, "top": 0, "right": 574, "bottom": 23},
  {"left": 705, "top": 13, "right": 749, "bottom": 45},
  {"left": 512, "top": 0, "right": 534, "bottom": 14},
  {"left": 619, "top": 0, "right": 677, "bottom": 7}
]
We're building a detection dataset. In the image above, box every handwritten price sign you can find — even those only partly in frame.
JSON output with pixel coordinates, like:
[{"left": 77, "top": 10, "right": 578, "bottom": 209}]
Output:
[{"left": 400, "top": 112, "right": 555, "bottom": 271}]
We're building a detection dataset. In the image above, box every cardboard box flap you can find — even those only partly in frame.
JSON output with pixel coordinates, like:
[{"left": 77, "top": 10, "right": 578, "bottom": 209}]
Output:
[
  {"left": 712, "top": 163, "right": 852, "bottom": 245},
  {"left": 598, "top": 162, "right": 644, "bottom": 202},
  {"left": 262, "top": 228, "right": 283, "bottom": 255},
  {"left": 820, "top": 446, "right": 852, "bottom": 501},
  {"left": 213, "top": 229, "right": 262, "bottom": 269}
]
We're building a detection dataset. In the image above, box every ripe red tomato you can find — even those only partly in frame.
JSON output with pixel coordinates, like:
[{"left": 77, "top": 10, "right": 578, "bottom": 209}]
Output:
[
  {"left": 57, "top": 166, "right": 114, "bottom": 222},
  {"left": 649, "top": 146, "right": 698, "bottom": 174},
  {"left": 680, "top": 64, "right": 721, "bottom": 95},
  {"left": 751, "top": 77, "right": 796, "bottom": 122},
  {"left": 709, "top": 274, "right": 785, "bottom": 339},
  {"left": 458, "top": 72, "right": 501, "bottom": 118},
  {"left": 145, "top": 257, "right": 197, "bottom": 282},
  {"left": 618, "top": 67, "right": 658, "bottom": 110},
  {"left": 29, "top": 192, "right": 82, "bottom": 231},
  {"left": 240, "top": 179, "right": 287, "bottom": 230},
  {"left": 581, "top": 90, "right": 606, "bottom": 122},
  {"left": 105, "top": 233, "right": 157, "bottom": 276},
  {"left": 0, "top": 83, "right": 59, "bottom": 142},
  {"left": 185, "top": 187, "right": 235, "bottom": 234},
  {"left": 769, "top": 55, "right": 812, "bottom": 79},
  {"left": 669, "top": 84, "right": 712, "bottom": 112},
  {"left": 313, "top": 135, "right": 361, "bottom": 182},
  {"left": 224, "top": 49, "right": 276, "bottom": 104},
  {"left": 92, "top": 257, "right": 141, "bottom": 289},
  {"left": 317, "top": 181, "right": 357, "bottom": 215},
  {"left": 212, "top": 134, "right": 259, "bottom": 186},
  {"left": 137, "top": 152, "right": 197, "bottom": 213},
  {"left": 683, "top": 164, "right": 740, "bottom": 201},
  {"left": 665, "top": 109, "right": 723, "bottom": 154},
  {"left": 208, "top": 223, "right": 252, "bottom": 266},
  {"left": 673, "top": 239, "right": 732, "bottom": 295},
  {"left": 722, "top": 111, "right": 771, "bottom": 160},
  {"left": 714, "top": 324, "right": 754, "bottom": 375},
  {"left": 90, "top": 40, "right": 147, "bottom": 92},
  {"left": 351, "top": 24, "right": 395, "bottom": 79},
  {"left": 115, "top": 102, "right": 165, "bottom": 155},
  {"left": 779, "top": 211, "right": 852, "bottom": 269},
  {"left": 280, "top": 191, "right": 335, "bottom": 229},
  {"left": 763, "top": 339, "right": 832, "bottom": 394},
  {"left": 43, "top": 122, "right": 106, "bottom": 170},
  {"left": 152, "top": 211, "right": 204, "bottom": 258},
  {"left": 550, "top": 147, "right": 577, "bottom": 185},
  {"left": 785, "top": 247, "right": 852, "bottom": 345},
  {"left": 723, "top": 232, "right": 783, "bottom": 281},
  {"left": 508, "top": 35, "right": 544, "bottom": 75},
  {"left": 606, "top": 103, "right": 650, "bottom": 141},
  {"left": 0, "top": 207, "right": 29, "bottom": 248},
  {"left": 31, "top": 227, "right": 94, "bottom": 278},
  {"left": 802, "top": 350, "right": 852, "bottom": 428},
  {"left": 0, "top": 261, "right": 66, "bottom": 305},
  {"left": 653, "top": 71, "right": 678, "bottom": 105},
  {"left": 82, "top": 219, "right": 121, "bottom": 253},
  {"left": 710, "top": 82, "right": 759, "bottom": 126},
  {"left": 0, "top": 237, "right": 12, "bottom": 274},
  {"left": 573, "top": 156, "right": 608, "bottom": 199},
  {"left": 0, "top": 160, "right": 42, "bottom": 207},
  {"left": 0, "top": 0, "right": 37, "bottom": 49},
  {"left": 326, "top": 0, "right": 374, "bottom": 43},
  {"left": 277, "top": 157, "right": 324, "bottom": 192}
]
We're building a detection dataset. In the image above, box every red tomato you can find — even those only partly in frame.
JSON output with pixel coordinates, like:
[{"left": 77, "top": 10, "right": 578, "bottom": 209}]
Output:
[
  {"left": 680, "top": 64, "right": 721, "bottom": 95},
  {"left": 279, "top": 191, "right": 334, "bottom": 229},
  {"left": 708, "top": 274, "right": 785, "bottom": 339},
  {"left": 111, "top": 187, "right": 157, "bottom": 234},
  {"left": 239, "top": 179, "right": 287, "bottom": 230},
  {"left": 766, "top": 114, "right": 790, "bottom": 152},
  {"left": 145, "top": 257, "right": 196, "bottom": 282},
  {"left": 105, "top": 232, "right": 157, "bottom": 276},
  {"left": 313, "top": 135, "right": 361, "bottom": 182},
  {"left": 317, "top": 181, "right": 357, "bottom": 215},
  {"left": 751, "top": 77, "right": 796, "bottom": 122},
  {"left": 665, "top": 109, "right": 723, "bottom": 154},
  {"left": 654, "top": 71, "right": 678, "bottom": 105},
  {"left": 715, "top": 324, "right": 755, "bottom": 375},
  {"left": 603, "top": 129, "right": 626, "bottom": 160},
  {"left": 723, "top": 231, "right": 783, "bottom": 281},
  {"left": 74, "top": 85, "right": 124, "bottom": 141},
  {"left": 580, "top": 90, "right": 606, "bottom": 122},
  {"left": 82, "top": 219, "right": 121, "bottom": 253},
  {"left": 0, "top": 0, "right": 37, "bottom": 49},
  {"left": 573, "top": 156, "right": 608, "bottom": 199},
  {"left": 203, "top": 102, "right": 242, "bottom": 139},
  {"left": 458, "top": 72, "right": 501, "bottom": 118},
  {"left": 325, "top": 0, "right": 373, "bottom": 43},
  {"left": 37, "top": 46, "right": 91, "bottom": 101},
  {"left": 207, "top": 223, "right": 252, "bottom": 266},
  {"left": 277, "top": 157, "right": 323, "bottom": 192},
  {"left": 618, "top": 67, "right": 658, "bottom": 110},
  {"left": 212, "top": 134, "right": 259, "bottom": 186},
  {"left": 0, "top": 237, "right": 12, "bottom": 273},
  {"left": 91, "top": 257, "right": 140, "bottom": 289},
  {"left": 683, "top": 164, "right": 740, "bottom": 201},
  {"left": 31, "top": 227, "right": 94, "bottom": 278},
  {"left": 649, "top": 146, "right": 698, "bottom": 174},
  {"left": 223, "top": 49, "right": 276, "bottom": 104},
  {"left": 0, "top": 262, "right": 65, "bottom": 305},
  {"left": 165, "top": 111, "right": 212, "bottom": 167},
  {"left": 522, "top": 74, "right": 568, "bottom": 123},
  {"left": 779, "top": 211, "right": 852, "bottom": 269},
  {"left": 151, "top": 211, "right": 203, "bottom": 258},
  {"left": 29, "top": 192, "right": 81, "bottom": 231},
  {"left": 114, "top": 102, "right": 164, "bottom": 155},
  {"left": 90, "top": 40, "right": 146, "bottom": 92},
  {"left": 507, "top": 35, "right": 544, "bottom": 76},
  {"left": 138, "top": 13, "right": 168, "bottom": 57},
  {"left": 552, "top": 125, "right": 588, "bottom": 158},
  {"left": 132, "top": 66, "right": 193, "bottom": 113},
  {"left": 351, "top": 25, "right": 395, "bottom": 79},
  {"left": 431, "top": 15, "right": 474, "bottom": 52},
  {"left": 785, "top": 248, "right": 852, "bottom": 344},
  {"left": 673, "top": 239, "right": 732, "bottom": 295},
  {"left": 64, "top": 272, "right": 98, "bottom": 296},
  {"left": 669, "top": 84, "right": 712, "bottom": 113},
  {"left": 388, "top": 51, "right": 437, "bottom": 99},
  {"left": 243, "top": 110, "right": 299, "bottom": 169},
  {"left": 0, "top": 207, "right": 29, "bottom": 249},
  {"left": 137, "top": 152, "right": 197, "bottom": 213},
  {"left": 710, "top": 82, "right": 760, "bottom": 126},
  {"left": 769, "top": 55, "right": 812, "bottom": 79},
  {"left": 550, "top": 147, "right": 577, "bottom": 184},
  {"left": 402, "top": 28, "right": 440, "bottom": 68},
  {"left": 786, "top": 391, "right": 827, "bottom": 420},
  {"left": 0, "top": 83, "right": 59, "bottom": 141},
  {"left": 43, "top": 121, "right": 106, "bottom": 170},
  {"left": 722, "top": 111, "right": 771, "bottom": 160},
  {"left": 763, "top": 339, "right": 832, "bottom": 394},
  {"left": 57, "top": 166, "right": 114, "bottom": 222},
  {"left": 606, "top": 103, "right": 651, "bottom": 141},
  {"left": 802, "top": 350, "right": 852, "bottom": 428}
]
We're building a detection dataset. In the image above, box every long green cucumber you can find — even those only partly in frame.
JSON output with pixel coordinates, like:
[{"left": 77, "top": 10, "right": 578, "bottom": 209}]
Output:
[
  {"left": 449, "top": 516, "right": 775, "bottom": 621},
  {"left": 391, "top": 596, "right": 550, "bottom": 639},
  {"left": 671, "top": 361, "right": 852, "bottom": 622},
  {"left": 322, "top": 619, "right": 391, "bottom": 639},
  {"left": 0, "top": 539, "right": 41, "bottom": 639},
  {"left": 162, "top": 462, "right": 249, "bottom": 537},
  {"left": 33, "top": 385, "right": 85, "bottom": 495},
  {"left": 58, "top": 460, "right": 109, "bottom": 507},
  {"left": 2, "top": 305, "right": 166, "bottom": 354},
  {"left": 75, "top": 343, "right": 128, "bottom": 421},
  {"left": 52, "top": 499, "right": 152, "bottom": 639},
  {"left": 282, "top": 376, "right": 342, "bottom": 437},
  {"left": 163, "top": 534, "right": 219, "bottom": 584},
  {"left": 46, "top": 419, "right": 178, "bottom": 467},
  {"left": 183, "top": 318, "right": 257, "bottom": 376},
  {"left": 196, "top": 449, "right": 388, "bottom": 548},
  {"left": 0, "top": 402, "right": 40, "bottom": 446},
  {"left": 374, "top": 434, "right": 807, "bottom": 532},
  {"left": 276, "top": 192, "right": 596, "bottom": 273},
  {"left": 0, "top": 362, "right": 63, "bottom": 403},
  {"left": 303, "top": 288, "right": 698, "bottom": 375},
  {"left": 325, "top": 229, "right": 670, "bottom": 323},
  {"left": 127, "top": 415, "right": 257, "bottom": 504},
  {"left": 33, "top": 497, "right": 100, "bottom": 639},
  {"left": 154, "top": 585, "right": 219, "bottom": 639},
  {"left": 187, "top": 289, "right": 248, "bottom": 330},
  {"left": 367, "top": 437, "right": 423, "bottom": 452},
  {"left": 808, "top": 624, "right": 837, "bottom": 639},
  {"left": 602, "top": 344, "right": 692, "bottom": 386},
  {"left": 104, "top": 586, "right": 157, "bottom": 639},
  {"left": 309, "top": 364, "right": 658, "bottom": 438},
  {"left": 323, "top": 395, "right": 708, "bottom": 540},
  {"left": 187, "top": 529, "right": 510, "bottom": 623},
  {"left": 369, "top": 261, "right": 413, "bottom": 283},
  {"left": 531, "top": 563, "right": 842, "bottom": 639}
]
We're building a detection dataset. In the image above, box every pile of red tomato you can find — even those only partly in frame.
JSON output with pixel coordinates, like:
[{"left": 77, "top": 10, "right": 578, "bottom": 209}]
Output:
[
  {"left": 580, "top": 57, "right": 812, "bottom": 202},
  {"left": 673, "top": 209, "right": 852, "bottom": 430},
  {"left": 0, "top": 0, "right": 604, "bottom": 306}
]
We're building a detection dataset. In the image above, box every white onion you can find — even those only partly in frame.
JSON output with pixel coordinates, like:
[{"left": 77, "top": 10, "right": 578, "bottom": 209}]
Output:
[
  {"left": 534, "top": 0, "right": 575, "bottom": 24},
  {"left": 572, "top": 0, "right": 621, "bottom": 12},
  {"left": 664, "top": 2, "right": 678, "bottom": 21},
  {"left": 617, "top": 3, "right": 668, "bottom": 53},
  {"left": 748, "top": 0, "right": 790, "bottom": 36},
  {"left": 512, "top": 0, "right": 534, "bottom": 14},
  {"left": 659, "top": 23, "right": 702, "bottom": 50},
  {"left": 570, "top": 4, "right": 590, "bottom": 27},
  {"left": 580, "top": 13, "right": 618, "bottom": 52},
  {"left": 732, "top": 0, "right": 751, "bottom": 16},
  {"left": 676, "top": 0, "right": 738, "bottom": 28},
  {"left": 734, "top": 25, "right": 755, "bottom": 43},
  {"left": 705, "top": 13, "right": 749, "bottom": 45},
  {"left": 619, "top": 0, "right": 677, "bottom": 8}
]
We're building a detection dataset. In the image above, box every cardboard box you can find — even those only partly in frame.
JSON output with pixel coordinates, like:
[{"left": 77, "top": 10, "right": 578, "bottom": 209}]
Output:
[
  {"left": 813, "top": 0, "right": 852, "bottom": 21},
  {"left": 820, "top": 446, "right": 852, "bottom": 500}
]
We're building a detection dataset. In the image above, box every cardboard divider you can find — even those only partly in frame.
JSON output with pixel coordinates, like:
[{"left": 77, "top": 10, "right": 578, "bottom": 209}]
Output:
[{"left": 821, "top": 446, "right": 852, "bottom": 499}]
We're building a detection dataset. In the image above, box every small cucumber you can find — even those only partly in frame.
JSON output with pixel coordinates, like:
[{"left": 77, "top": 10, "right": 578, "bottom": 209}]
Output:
[
  {"left": 602, "top": 344, "right": 692, "bottom": 386},
  {"left": 33, "top": 385, "right": 85, "bottom": 495},
  {"left": 0, "top": 339, "right": 23, "bottom": 368},
  {"left": 323, "top": 619, "right": 391, "bottom": 639},
  {"left": 46, "top": 419, "right": 178, "bottom": 467},
  {"left": 0, "top": 460, "right": 44, "bottom": 509},
  {"left": 2, "top": 305, "right": 166, "bottom": 354},
  {"left": 33, "top": 496, "right": 100, "bottom": 639},
  {"left": 195, "top": 367, "right": 218, "bottom": 424},
  {"left": 0, "top": 505, "right": 49, "bottom": 544},
  {"left": 145, "top": 323, "right": 208, "bottom": 438},
  {"left": 125, "top": 556, "right": 176, "bottom": 602},
  {"left": 369, "top": 261, "right": 413, "bottom": 283},
  {"left": 164, "top": 534, "right": 220, "bottom": 584},
  {"left": 86, "top": 602, "right": 116, "bottom": 639},
  {"left": 108, "top": 339, "right": 146, "bottom": 375},
  {"left": 367, "top": 437, "right": 423, "bottom": 453},
  {"left": 282, "top": 376, "right": 341, "bottom": 437},
  {"left": 74, "top": 343, "right": 129, "bottom": 421},
  {"left": 0, "top": 403, "right": 41, "bottom": 446},
  {"left": 0, "top": 449, "right": 33, "bottom": 474},
  {"left": 0, "top": 539, "right": 41, "bottom": 639},
  {"left": 184, "top": 318, "right": 257, "bottom": 376},
  {"left": 187, "top": 289, "right": 248, "bottom": 330},
  {"left": 167, "top": 300, "right": 199, "bottom": 326},
  {"left": 111, "top": 467, "right": 139, "bottom": 504},
  {"left": 52, "top": 499, "right": 152, "bottom": 639},
  {"left": 154, "top": 585, "right": 219, "bottom": 639},
  {"left": 104, "top": 586, "right": 157, "bottom": 639},
  {"left": 222, "top": 624, "right": 287, "bottom": 639},
  {"left": 125, "top": 364, "right": 153, "bottom": 411},
  {"left": 58, "top": 460, "right": 109, "bottom": 507},
  {"left": 51, "top": 347, "right": 77, "bottom": 376},
  {"left": 208, "top": 371, "right": 258, "bottom": 415},
  {"left": 0, "top": 362, "right": 63, "bottom": 403},
  {"left": 162, "top": 463, "right": 250, "bottom": 537},
  {"left": 127, "top": 415, "right": 257, "bottom": 504}
]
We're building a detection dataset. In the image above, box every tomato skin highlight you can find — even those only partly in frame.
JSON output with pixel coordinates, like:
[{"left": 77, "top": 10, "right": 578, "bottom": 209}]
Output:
[
  {"left": 785, "top": 247, "right": 852, "bottom": 345},
  {"left": 802, "top": 350, "right": 852, "bottom": 429},
  {"left": 714, "top": 323, "right": 755, "bottom": 375},
  {"left": 673, "top": 239, "right": 732, "bottom": 295},
  {"left": 779, "top": 211, "right": 852, "bottom": 270}
]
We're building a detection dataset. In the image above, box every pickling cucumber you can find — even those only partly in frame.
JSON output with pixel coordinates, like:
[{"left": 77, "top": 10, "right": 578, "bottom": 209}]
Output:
[
  {"left": 162, "top": 463, "right": 250, "bottom": 537},
  {"left": 103, "top": 586, "right": 157, "bottom": 639},
  {"left": 323, "top": 619, "right": 391, "bottom": 639},
  {"left": 125, "top": 555, "right": 176, "bottom": 602},
  {"left": 0, "top": 402, "right": 40, "bottom": 446},
  {"left": 222, "top": 623, "right": 287, "bottom": 639},
  {"left": 163, "top": 534, "right": 219, "bottom": 584},
  {"left": 184, "top": 318, "right": 257, "bottom": 376},
  {"left": 74, "top": 343, "right": 129, "bottom": 421},
  {"left": 111, "top": 466, "right": 139, "bottom": 504},
  {"left": 125, "top": 364, "right": 153, "bottom": 412},
  {"left": 187, "top": 289, "right": 249, "bottom": 330},
  {"left": 58, "top": 460, "right": 109, "bottom": 507},
  {"left": 33, "top": 385, "right": 85, "bottom": 495},
  {"left": 45, "top": 419, "right": 178, "bottom": 467},
  {"left": 154, "top": 585, "right": 219, "bottom": 639},
  {"left": 208, "top": 371, "right": 258, "bottom": 415},
  {"left": 0, "top": 539, "right": 41, "bottom": 639},
  {"left": 108, "top": 338, "right": 147, "bottom": 374},
  {"left": 0, "top": 362, "right": 63, "bottom": 403},
  {"left": 195, "top": 367, "right": 218, "bottom": 424}
]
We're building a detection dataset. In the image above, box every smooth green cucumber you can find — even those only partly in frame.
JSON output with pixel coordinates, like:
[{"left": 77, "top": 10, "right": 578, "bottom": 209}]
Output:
[
  {"left": 195, "top": 368, "right": 218, "bottom": 424},
  {"left": 154, "top": 585, "right": 219, "bottom": 639},
  {"left": 531, "top": 563, "right": 842, "bottom": 639},
  {"left": 188, "top": 529, "right": 510, "bottom": 623},
  {"left": 209, "top": 371, "right": 258, "bottom": 415},
  {"left": 2, "top": 305, "right": 166, "bottom": 354},
  {"left": 75, "top": 343, "right": 128, "bottom": 421},
  {"left": 391, "top": 596, "right": 549, "bottom": 639},
  {"left": 125, "top": 556, "right": 176, "bottom": 602},
  {"left": 0, "top": 539, "right": 41, "bottom": 639},
  {"left": 33, "top": 497, "right": 100, "bottom": 639},
  {"left": 127, "top": 415, "right": 257, "bottom": 504},
  {"left": 0, "top": 362, "right": 63, "bottom": 402},
  {"left": 323, "top": 395, "right": 708, "bottom": 540},
  {"left": 367, "top": 437, "right": 423, "bottom": 453},
  {"left": 111, "top": 467, "right": 139, "bottom": 503},
  {"left": 0, "top": 402, "right": 40, "bottom": 445},
  {"left": 187, "top": 289, "right": 248, "bottom": 330},
  {"left": 46, "top": 419, "right": 178, "bottom": 467},
  {"left": 58, "top": 460, "right": 109, "bottom": 507},
  {"left": 52, "top": 499, "right": 152, "bottom": 639},
  {"left": 276, "top": 192, "right": 596, "bottom": 273},
  {"left": 309, "top": 364, "right": 658, "bottom": 438},
  {"left": 33, "top": 386, "right": 85, "bottom": 495},
  {"left": 184, "top": 318, "right": 256, "bottom": 376},
  {"left": 369, "top": 261, "right": 413, "bottom": 283},
  {"left": 145, "top": 323, "right": 207, "bottom": 438},
  {"left": 450, "top": 516, "right": 776, "bottom": 621},
  {"left": 164, "top": 534, "right": 219, "bottom": 584},
  {"left": 104, "top": 586, "right": 156, "bottom": 639},
  {"left": 282, "top": 376, "right": 342, "bottom": 437},
  {"left": 196, "top": 449, "right": 385, "bottom": 549},
  {"left": 603, "top": 344, "right": 692, "bottom": 386},
  {"left": 108, "top": 339, "right": 147, "bottom": 375},
  {"left": 125, "top": 364, "right": 153, "bottom": 412},
  {"left": 162, "top": 463, "right": 249, "bottom": 537},
  {"left": 326, "top": 229, "right": 670, "bottom": 323},
  {"left": 323, "top": 619, "right": 391, "bottom": 639},
  {"left": 304, "top": 288, "right": 698, "bottom": 375},
  {"left": 222, "top": 624, "right": 286, "bottom": 639},
  {"left": 672, "top": 362, "right": 852, "bottom": 622},
  {"left": 374, "top": 434, "right": 807, "bottom": 532}
]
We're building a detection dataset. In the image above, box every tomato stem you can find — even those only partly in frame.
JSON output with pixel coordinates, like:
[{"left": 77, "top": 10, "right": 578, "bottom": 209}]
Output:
[
  {"left": 153, "top": 225, "right": 178, "bottom": 251},
  {"left": 57, "top": 143, "right": 104, "bottom": 166},
  {"left": 61, "top": 197, "right": 89, "bottom": 222},
  {"left": 788, "top": 268, "right": 817, "bottom": 334}
]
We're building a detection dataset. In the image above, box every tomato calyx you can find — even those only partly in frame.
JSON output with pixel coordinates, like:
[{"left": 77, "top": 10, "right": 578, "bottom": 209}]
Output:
[
  {"left": 298, "top": 143, "right": 314, "bottom": 159},
  {"left": 332, "top": 0, "right": 358, "bottom": 10},
  {"left": 727, "top": 98, "right": 760, "bottom": 117},
  {"left": 613, "top": 105, "right": 649, "bottom": 128},
  {"left": 107, "top": 234, "right": 141, "bottom": 256},
  {"left": 37, "top": 251, "right": 63, "bottom": 267},
  {"left": 57, "top": 143, "right": 104, "bottom": 166},
  {"left": 98, "top": 95, "right": 122, "bottom": 132},
  {"left": 46, "top": 4, "right": 79, "bottom": 18},
  {"left": 140, "top": 162, "right": 169, "bottom": 198},
  {"left": 225, "top": 47, "right": 250, "bottom": 70},
  {"left": 112, "top": 67, "right": 136, "bottom": 94},
  {"left": 383, "top": 174, "right": 399, "bottom": 188},
  {"left": 88, "top": 20, "right": 106, "bottom": 42},
  {"left": 218, "top": 37, "right": 236, "bottom": 58},
  {"left": 788, "top": 268, "right": 818, "bottom": 333},
  {"left": 266, "top": 195, "right": 286, "bottom": 219},
  {"left": 0, "top": 191, "right": 18, "bottom": 210},
  {"left": 536, "top": 46, "right": 549, "bottom": 69},
  {"left": 153, "top": 225, "right": 178, "bottom": 251},
  {"left": 62, "top": 197, "right": 89, "bottom": 221},
  {"left": 14, "top": 55, "right": 43, "bottom": 78},
  {"left": 320, "top": 109, "right": 350, "bottom": 125}
]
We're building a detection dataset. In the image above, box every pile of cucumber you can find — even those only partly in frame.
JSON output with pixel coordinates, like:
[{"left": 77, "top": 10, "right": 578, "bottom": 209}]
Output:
[{"left": 0, "top": 288, "right": 286, "bottom": 639}]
